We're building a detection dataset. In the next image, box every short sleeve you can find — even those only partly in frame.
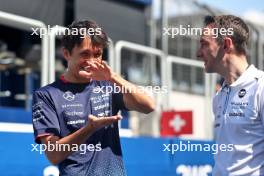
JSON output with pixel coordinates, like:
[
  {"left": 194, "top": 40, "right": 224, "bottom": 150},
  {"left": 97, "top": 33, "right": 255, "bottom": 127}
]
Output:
[
  {"left": 32, "top": 90, "right": 60, "bottom": 144},
  {"left": 112, "top": 92, "right": 128, "bottom": 112}
]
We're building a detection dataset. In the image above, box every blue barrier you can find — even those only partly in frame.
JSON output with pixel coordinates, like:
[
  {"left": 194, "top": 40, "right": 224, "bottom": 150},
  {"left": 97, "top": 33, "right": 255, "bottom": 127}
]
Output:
[
  {"left": 121, "top": 137, "right": 172, "bottom": 175},
  {"left": 0, "top": 107, "right": 32, "bottom": 123},
  {"left": 122, "top": 137, "right": 214, "bottom": 176},
  {"left": 0, "top": 108, "right": 214, "bottom": 175},
  {"left": 0, "top": 132, "right": 214, "bottom": 176},
  {"left": 0, "top": 132, "right": 50, "bottom": 176}
]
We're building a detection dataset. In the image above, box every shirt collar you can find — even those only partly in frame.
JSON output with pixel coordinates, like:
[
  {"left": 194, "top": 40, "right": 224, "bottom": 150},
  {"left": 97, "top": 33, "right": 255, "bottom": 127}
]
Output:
[{"left": 222, "top": 65, "right": 262, "bottom": 88}]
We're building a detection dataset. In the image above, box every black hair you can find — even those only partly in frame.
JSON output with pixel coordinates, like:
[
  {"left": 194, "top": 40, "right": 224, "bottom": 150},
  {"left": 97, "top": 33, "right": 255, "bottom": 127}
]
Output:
[{"left": 61, "top": 20, "right": 108, "bottom": 53}]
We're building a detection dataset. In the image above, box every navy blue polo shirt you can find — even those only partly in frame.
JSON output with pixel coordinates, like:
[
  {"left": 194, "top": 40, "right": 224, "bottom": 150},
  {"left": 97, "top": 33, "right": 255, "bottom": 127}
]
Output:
[{"left": 32, "top": 78, "right": 127, "bottom": 176}]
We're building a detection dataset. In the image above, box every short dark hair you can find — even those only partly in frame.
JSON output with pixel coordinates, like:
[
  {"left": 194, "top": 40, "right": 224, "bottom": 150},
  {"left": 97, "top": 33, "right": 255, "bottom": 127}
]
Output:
[
  {"left": 61, "top": 20, "right": 108, "bottom": 53},
  {"left": 204, "top": 15, "right": 249, "bottom": 55}
]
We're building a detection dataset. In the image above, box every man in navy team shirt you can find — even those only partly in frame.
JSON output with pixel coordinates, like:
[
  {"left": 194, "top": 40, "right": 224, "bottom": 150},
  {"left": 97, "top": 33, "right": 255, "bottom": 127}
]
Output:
[{"left": 32, "top": 20, "right": 155, "bottom": 176}]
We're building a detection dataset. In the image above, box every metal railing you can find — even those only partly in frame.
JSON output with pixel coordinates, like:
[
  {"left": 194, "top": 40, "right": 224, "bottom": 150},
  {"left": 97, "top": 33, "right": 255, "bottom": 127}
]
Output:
[
  {"left": 0, "top": 11, "right": 49, "bottom": 86},
  {"left": 115, "top": 40, "right": 169, "bottom": 109},
  {"left": 167, "top": 55, "right": 217, "bottom": 138},
  {"left": 114, "top": 40, "right": 217, "bottom": 138},
  {"left": 48, "top": 25, "right": 67, "bottom": 83},
  {"left": 0, "top": 11, "right": 49, "bottom": 110}
]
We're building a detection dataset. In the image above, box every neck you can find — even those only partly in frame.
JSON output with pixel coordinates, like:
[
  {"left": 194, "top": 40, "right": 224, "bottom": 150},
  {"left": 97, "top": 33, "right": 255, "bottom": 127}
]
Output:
[
  {"left": 220, "top": 55, "right": 249, "bottom": 85},
  {"left": 63, "top": 70, "right": 91, "bottom": 83}
]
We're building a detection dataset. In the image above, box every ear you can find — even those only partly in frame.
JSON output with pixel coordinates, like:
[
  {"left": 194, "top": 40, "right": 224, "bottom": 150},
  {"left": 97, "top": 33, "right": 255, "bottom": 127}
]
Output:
[
  {"left": 223, "top": 37, "right": 232, "bottom": 53},
  {"left": 62, "top": 48, "right": 71, "bottom": 61}
]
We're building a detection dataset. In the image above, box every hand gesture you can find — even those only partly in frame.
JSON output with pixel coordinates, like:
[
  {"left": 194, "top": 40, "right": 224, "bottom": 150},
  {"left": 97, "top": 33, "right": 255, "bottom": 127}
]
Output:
[
  {"left": 87, "top": 114, "right": 122, "bottom": 131},
  {"left": 79, "top": 61, "right": 112, "bottom": 81}
]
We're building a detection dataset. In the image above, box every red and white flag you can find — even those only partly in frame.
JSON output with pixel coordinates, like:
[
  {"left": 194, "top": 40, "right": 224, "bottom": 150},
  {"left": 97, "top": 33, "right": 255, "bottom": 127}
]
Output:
[{"left": 160, "top": 111, "right": 193, "bottom": 136}]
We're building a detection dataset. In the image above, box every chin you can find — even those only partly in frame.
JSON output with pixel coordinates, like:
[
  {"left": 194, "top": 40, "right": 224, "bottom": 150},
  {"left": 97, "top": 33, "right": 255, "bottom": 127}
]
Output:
[{"left": 206, "top": 68, "right": 215, "bottom": 73}]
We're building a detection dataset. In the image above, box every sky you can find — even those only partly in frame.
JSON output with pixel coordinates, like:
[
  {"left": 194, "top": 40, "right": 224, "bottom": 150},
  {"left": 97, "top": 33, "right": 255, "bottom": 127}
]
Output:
[
  {"left": 153, "top": 0, "right": 264, "bottom": 26},
  {"left": 197, "top": 0, "right": 264, "bottom": 26}
]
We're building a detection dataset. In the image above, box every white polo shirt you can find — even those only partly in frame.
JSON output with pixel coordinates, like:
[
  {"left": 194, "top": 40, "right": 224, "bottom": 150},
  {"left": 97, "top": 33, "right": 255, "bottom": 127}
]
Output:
[{"left": 212, "top": 65, "right": 264, "bottom": 176}]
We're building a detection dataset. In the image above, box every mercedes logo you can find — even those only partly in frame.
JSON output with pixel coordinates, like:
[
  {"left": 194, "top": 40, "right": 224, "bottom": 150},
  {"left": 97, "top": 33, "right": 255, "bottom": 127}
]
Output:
[{"left": 63, "top": 91, "right": 75, "bottom": 101}]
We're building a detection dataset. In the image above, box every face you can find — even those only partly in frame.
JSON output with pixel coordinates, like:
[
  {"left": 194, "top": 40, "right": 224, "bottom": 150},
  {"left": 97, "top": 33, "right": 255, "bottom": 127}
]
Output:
[
  {"left": 63, "top": 36, "right": 103, "bottom": 82},
  {"left": 197, "top": 26, "right": 223, "bottom": 73}
]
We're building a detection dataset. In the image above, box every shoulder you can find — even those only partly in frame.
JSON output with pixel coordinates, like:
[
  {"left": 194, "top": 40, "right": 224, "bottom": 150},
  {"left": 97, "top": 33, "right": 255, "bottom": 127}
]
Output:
[
  {"left": 257, "top": 71, "right": 264, "bottom": 84},
  {"left": 253, "top": 69, "right": 264, "bottom": 93},
  {"left": 250, "top": 66, "right": 264, "bottom": 84},
  {"left": 256, "top": 72, "right": 264, "bottom": 97},
  {"left": 33, "top": 81, "right": 61, "bottom": 98}
]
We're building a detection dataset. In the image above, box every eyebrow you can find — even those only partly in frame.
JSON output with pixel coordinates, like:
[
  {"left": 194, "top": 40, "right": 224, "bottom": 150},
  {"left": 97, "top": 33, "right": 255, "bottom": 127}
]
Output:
[
  {"left": 79, "top": 49, "right": 102, "bottom": 54},
  {"left": 78, "top": 50, "right": 90, "bottom": 56}
]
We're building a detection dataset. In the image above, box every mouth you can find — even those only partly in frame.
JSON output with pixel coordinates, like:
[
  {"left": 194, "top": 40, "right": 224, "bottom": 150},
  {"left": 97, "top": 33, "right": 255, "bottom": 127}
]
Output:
[
  {"left": 80, "top": 66, "right": 85, "bottom": 71},
  {"left": 79, "top": 64, "right": 90, "bottom": 72},
  {"left": 78, "top": 65, "right": 91, "bottom": 79}
]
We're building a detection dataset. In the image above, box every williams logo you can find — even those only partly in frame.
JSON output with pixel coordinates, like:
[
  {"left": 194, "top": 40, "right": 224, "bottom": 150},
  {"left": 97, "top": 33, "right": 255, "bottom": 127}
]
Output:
[
  {"left": 63, "top": 91, "right": 75, "bottom": 101},
  {"left": 238, "top": 89, "right": 246, "bottom": 98}
]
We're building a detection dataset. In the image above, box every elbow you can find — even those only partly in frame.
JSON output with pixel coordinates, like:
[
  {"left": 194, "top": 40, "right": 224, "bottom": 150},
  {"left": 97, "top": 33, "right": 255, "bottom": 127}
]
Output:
[
  {"left": 50, "top": 159, "right": 59, "bottom": 165},
  {"left": 49, "top": 158, "right": 60, "bottom": 165},
  {"left": 47, "top": 154, "right": 61, "bottom": 165},
  {"left": 148, "top": 102, "right": 156, "bottom": 113},
  {"left": 143, "top": 100, "right": 156, "bottom": 114}
]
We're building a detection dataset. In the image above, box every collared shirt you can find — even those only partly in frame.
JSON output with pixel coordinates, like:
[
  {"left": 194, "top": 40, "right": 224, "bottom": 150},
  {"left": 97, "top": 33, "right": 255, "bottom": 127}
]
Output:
[{"left": 212, "top": 65, "right": 264, "bottom": 176}]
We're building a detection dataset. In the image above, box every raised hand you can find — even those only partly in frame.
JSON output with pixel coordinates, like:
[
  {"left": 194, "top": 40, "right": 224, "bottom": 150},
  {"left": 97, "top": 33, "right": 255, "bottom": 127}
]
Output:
[
  {"left": 79, "top": 61, "right": 113, "bottom": 81},
  {"left": 87, "top": 114, "right": 122, "bottom": 131}
]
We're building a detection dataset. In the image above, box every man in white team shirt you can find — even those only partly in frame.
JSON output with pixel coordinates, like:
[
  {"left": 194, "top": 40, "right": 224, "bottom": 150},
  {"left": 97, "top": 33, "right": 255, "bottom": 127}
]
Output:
[{"left": 197, "top": 15, "right": 264, "bottom": 175}]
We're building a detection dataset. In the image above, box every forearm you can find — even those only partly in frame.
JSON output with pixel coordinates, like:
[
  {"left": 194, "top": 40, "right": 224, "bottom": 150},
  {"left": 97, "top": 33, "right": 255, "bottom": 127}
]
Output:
[
  {"left": 110, "top": 72, "right": 155, "bottom": 113},
  {"left": 42, "top": 114, "right": 121, "bottom": 165},
  {"left": 42, "top": 125, "right": 94, "bottom": 165},
  {"left": 83, "top": 60, "right": 155, "bottom": 113}
]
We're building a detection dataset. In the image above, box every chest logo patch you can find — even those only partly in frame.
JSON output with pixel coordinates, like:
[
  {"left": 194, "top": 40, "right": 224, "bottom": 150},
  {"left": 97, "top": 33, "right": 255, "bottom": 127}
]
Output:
[
  {"left": 63, "top": 91, "right": 75, "bottom": 101},
  {"left": 238, "top": 89, "right": 246, "bottom": 98}
]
